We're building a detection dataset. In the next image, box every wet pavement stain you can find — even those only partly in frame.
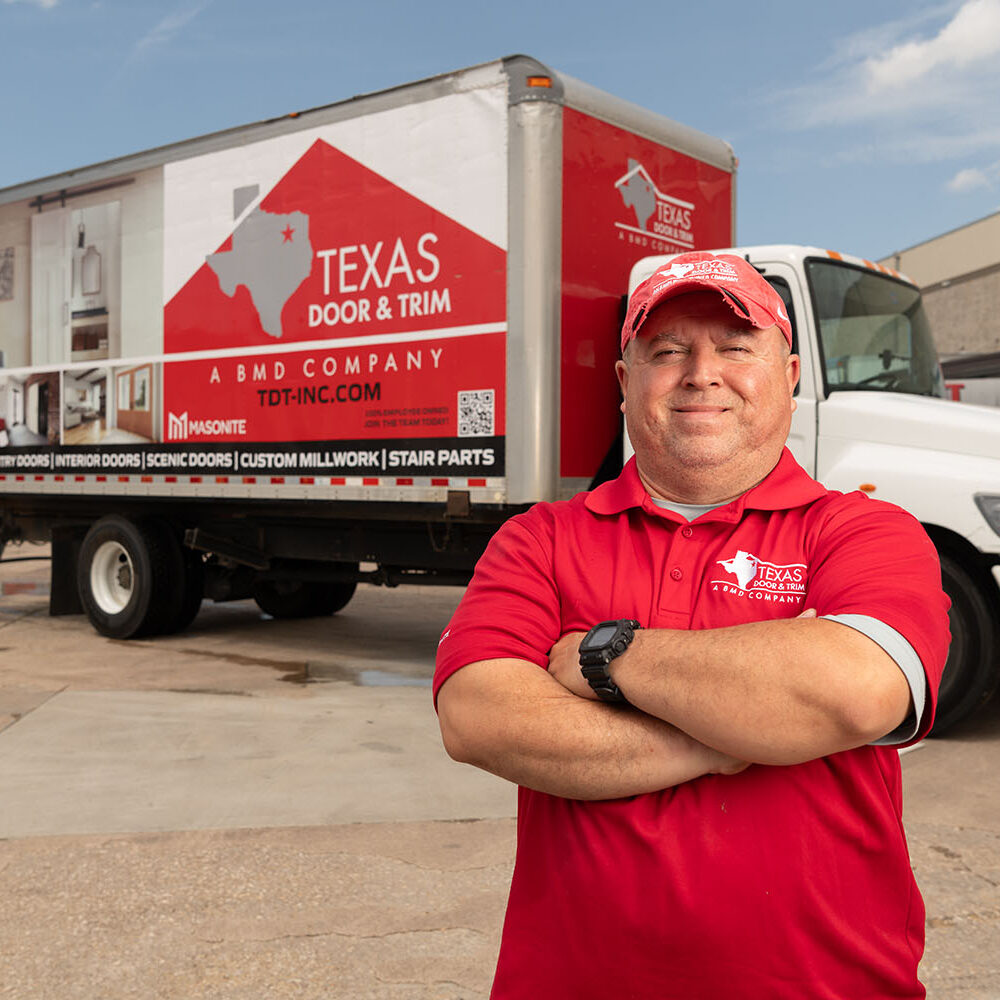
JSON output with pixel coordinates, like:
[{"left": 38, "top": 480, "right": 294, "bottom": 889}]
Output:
[
  {"left": 1, "top": 582, "right": 49, "bottom": 596},
  {"left": 145, "top": 645, "right": 432, "bottom": 688}
]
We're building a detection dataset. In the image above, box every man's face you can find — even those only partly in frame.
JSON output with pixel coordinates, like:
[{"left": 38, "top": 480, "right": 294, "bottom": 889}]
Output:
[{"left": 616, "top": 291, "right": 799, "bottom": 500}]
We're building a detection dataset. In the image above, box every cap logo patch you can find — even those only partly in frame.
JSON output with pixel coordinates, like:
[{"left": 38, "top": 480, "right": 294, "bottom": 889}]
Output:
[
  {"left": 678, "top": 259, "right": 741, "bottom": 283},
  {"left": 662, "top": 261, "right": 696, "bottom": 281}
]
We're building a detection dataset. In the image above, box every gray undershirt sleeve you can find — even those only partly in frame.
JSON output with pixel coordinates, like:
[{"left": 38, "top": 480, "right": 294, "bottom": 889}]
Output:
[{"left": 822, "top": 614, "right": 927, "bottom": 745}]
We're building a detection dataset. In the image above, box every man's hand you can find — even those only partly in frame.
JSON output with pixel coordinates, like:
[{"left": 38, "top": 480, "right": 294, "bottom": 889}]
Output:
[
  {"left": 546, "top": 628, "right": 751, "bottom": 777},
  {"left": 547, "top": 630, "right": 594, "bottom": 699}
]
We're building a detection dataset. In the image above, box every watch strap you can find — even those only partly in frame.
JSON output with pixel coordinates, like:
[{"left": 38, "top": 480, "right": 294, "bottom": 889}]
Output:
[{"left": 579, "top": 619, "right": 641, "bottom": 704}]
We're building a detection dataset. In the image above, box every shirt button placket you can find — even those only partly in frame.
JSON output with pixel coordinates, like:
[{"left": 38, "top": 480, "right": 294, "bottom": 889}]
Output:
[{"left": 659, "top": 523, "right": 697, "bottom": 621}]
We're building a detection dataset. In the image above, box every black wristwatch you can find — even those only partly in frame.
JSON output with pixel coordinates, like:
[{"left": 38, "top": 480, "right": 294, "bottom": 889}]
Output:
[{"left": 578, "top": 619, "right": 642, "bottom": 704}]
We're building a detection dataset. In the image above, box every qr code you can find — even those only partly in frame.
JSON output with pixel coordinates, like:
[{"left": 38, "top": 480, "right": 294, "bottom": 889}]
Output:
[{"left": 457, "top": 389, "right": 495, "bottom": 437}]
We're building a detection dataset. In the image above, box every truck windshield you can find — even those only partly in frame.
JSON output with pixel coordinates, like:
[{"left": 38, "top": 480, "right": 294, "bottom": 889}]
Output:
[{"left": 806, "top": 258, "right": 946, "bottom": 398}]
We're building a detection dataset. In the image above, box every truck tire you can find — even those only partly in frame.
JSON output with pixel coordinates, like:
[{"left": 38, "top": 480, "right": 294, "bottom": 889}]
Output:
[
  {"left": 933, "top": 555, "right": 1000, "bottom": 733},
  {"left": 77, "top": 516, "right": 177, "bottom": 639},
  {"left": 252, "top": 576, "right": 357, "bottom": 619}
]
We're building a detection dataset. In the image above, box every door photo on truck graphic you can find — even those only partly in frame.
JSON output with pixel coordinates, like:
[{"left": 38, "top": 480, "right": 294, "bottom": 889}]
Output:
[{"left": 0, "top": 371, "right": 60, "bottom": 448}]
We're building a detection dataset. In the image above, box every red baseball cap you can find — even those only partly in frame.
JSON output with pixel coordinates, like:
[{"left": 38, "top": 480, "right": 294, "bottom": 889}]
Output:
[{"left": 621, "top": 251, "right": 793, "bottom": 352}]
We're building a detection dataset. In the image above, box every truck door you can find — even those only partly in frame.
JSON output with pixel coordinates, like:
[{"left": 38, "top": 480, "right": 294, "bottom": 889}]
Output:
[{"left": 757, "top": 261, "right": 818, "bottom": 476}]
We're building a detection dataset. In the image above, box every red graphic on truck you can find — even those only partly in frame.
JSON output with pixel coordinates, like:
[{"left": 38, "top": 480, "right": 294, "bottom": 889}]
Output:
[
  {"left": 165, "top": 139, "right": 505, "bottom": 351},
  {"left": 559, "top": 108, "right": 733, "bottom": 479},
  {"left": 163, "top": 140, "right": 507, "bottom": 445}
]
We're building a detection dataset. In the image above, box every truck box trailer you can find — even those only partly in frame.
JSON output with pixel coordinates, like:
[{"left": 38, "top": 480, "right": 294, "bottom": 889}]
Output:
[{"left": 0, "top": 54, "right": 735, "bottom": 632}]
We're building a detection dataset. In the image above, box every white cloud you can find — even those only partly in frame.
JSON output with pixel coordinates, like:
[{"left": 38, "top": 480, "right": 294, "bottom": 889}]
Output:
[
  {"left": 813, "top": 4, "right": 957, "bottom": 74},
  {"left": 130, "top": 1, "right": 210, "bottom": 60},
  {"left": 829, "top": 126, "right": 1000, "bottom": 167},
  {"left": 865, "top": 0, "right": 1000, "bottom": 92},
  {"left": 2, "top": 0, "right": 60, "bottom": 7},
  {"left": 947, "top": 160, "right": 1000, "bottom": 192},
  {"left": 947, "top": 168, "right": 990, "bottom": 192},
  {"left": 771, "top": 0, "right": 1000, "bottom": 168}
]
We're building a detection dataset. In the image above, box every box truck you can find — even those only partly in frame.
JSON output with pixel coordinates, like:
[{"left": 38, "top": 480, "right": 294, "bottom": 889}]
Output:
[{"left": 0, "top": 56, "right": 996, "bottom": 731}]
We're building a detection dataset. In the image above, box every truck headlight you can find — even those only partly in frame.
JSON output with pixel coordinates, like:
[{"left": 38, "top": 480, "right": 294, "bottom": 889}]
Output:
[{"left": 974, "top": 494, "right": 1000, "bottom": 537}]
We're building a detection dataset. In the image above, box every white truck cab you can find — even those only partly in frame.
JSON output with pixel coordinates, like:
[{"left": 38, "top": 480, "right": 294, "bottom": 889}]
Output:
[{"left": 628, "top": 245, "right": 1000, "bottom": 732}]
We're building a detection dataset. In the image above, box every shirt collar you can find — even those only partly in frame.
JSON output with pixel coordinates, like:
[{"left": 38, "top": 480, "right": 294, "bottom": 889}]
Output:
[{"left": 585, "top": 448, "right": 826, "bottom": 523}]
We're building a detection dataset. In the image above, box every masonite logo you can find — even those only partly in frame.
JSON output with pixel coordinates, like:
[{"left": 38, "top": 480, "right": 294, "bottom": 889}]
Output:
[
  {"left": 712, "top": 549, "right": 807, "bottom": 604},
  {"left": 614, "top": 158, "right": 696, "bottom": 250},
  {"left": 167, "top": 411, "right": 248, "bottom": 441}
]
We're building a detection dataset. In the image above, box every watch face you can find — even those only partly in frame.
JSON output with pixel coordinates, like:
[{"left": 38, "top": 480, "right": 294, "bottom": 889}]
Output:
[{"left": 586, "top": 624, "right": 619, "bottom": 648}]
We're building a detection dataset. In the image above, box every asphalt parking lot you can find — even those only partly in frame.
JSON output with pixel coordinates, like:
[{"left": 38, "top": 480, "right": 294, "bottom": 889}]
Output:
[{"left": 0, "top": 548, "right": 998, "bottom": 999}]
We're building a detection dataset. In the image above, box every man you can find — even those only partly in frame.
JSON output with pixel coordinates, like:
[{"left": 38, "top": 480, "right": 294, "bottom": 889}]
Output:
[{"left": 434, "top": 251, "right": 950, "bottom": 999}]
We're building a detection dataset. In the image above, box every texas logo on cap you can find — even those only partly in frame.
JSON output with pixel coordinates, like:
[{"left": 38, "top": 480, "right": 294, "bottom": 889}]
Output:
[{"left": 621, "top": 251, "right": 793, "bottom": 351}]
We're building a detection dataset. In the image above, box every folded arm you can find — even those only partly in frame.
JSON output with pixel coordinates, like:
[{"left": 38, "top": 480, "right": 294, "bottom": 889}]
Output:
[
  {"left": 550, "top": 615, "right": 913, "bottom": 766},
  {"left": 436, "top": 657, "right": 747, "bottom": 800}
]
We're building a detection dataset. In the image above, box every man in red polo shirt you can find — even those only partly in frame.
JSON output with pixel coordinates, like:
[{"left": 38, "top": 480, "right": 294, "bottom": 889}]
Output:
[{"left": 434, "top": 251, "right": 950, "bottom": 999}]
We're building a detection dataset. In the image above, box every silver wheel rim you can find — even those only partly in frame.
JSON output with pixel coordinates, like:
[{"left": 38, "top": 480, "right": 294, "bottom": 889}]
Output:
[{"left": 89, "top": 540, "right": 135, "bottom": 615}]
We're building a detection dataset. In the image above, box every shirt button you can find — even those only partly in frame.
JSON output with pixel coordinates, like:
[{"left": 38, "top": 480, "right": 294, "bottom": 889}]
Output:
[
  {"left": 670, "top": 567, "right": 683, "bottom": 581},
  {"left": 681, "top": 526, "right": 694, "bottom": 538}
]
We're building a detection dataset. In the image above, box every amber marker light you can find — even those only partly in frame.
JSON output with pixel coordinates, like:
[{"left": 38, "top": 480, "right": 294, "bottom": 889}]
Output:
[
  {"left": 859, "top": 483, "right": 877, "bottom": 494},
  {"left": 527, "top": 76, "right": 553, "bottom": 88}
]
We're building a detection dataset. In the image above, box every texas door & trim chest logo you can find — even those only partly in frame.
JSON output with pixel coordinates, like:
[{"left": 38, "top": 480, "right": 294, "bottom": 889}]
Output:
[{"left": 712, "top": 550, "right": 806, "bottom": 604}]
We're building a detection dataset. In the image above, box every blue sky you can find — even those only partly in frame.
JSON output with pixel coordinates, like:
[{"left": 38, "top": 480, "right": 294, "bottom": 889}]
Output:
[{"left": 2, "top": 0, "right": 999, "bottom": 261}]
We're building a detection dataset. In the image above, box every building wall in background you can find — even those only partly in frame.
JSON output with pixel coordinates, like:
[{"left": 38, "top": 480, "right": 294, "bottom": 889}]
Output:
[{"left": 880, "top": 211, "right": 1000, "bottom": 356}]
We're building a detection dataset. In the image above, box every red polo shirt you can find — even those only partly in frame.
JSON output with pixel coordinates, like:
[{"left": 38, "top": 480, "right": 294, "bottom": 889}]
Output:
[{"left": 434, "top": 449, "right": 950, "bottom": 1000}]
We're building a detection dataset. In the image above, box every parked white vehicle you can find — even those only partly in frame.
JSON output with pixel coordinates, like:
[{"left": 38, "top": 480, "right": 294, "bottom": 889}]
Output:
[{"left": 629, "top": 245, "right": 1000, "bottom": 732}]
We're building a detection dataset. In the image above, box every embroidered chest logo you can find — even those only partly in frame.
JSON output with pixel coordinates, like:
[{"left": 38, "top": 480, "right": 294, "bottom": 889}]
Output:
[{"left": 713, "top": 549, "right": 806, "bottom": 604}]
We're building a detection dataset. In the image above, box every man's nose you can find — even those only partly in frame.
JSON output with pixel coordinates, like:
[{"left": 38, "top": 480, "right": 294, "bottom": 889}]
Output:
[{"left": 681, "top": 347, "right": 722, "bottom": 388}]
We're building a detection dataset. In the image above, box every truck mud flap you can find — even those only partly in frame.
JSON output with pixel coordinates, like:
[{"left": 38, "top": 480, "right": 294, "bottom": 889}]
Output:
[{"left": 49, "top": 525, "right": 84, "bottom": 616}]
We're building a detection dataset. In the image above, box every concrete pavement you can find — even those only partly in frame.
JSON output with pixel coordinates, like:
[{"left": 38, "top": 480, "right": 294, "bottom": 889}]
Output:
[
  {"left": 902, "top": 698, "right": 1000, "bottom": 999},
  {"left": 0, "top": 555, "right": 516, "bottom": 999},
  {"left": 1, "top": 550, "right": 999, "bottom": 998},
  {"left": 0, "top": 687, "right": 515, "bottom": 838},
  {"left": 1, "top": 821, "right": 515, "bottom": 1000}
]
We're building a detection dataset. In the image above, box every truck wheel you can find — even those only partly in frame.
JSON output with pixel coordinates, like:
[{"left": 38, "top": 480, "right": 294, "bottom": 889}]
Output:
[
  {"left": 252, "top": 576, "right": 357, "bottom": 619},
  {"left": 933, "top": 555, "right": 1000, "bottom": 733},
  {"left": 77, "top": 516, "right": 176, "bottom": 639}
]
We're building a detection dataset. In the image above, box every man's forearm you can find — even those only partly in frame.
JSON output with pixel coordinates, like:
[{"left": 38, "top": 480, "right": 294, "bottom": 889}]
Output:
[
  {"left": 609, "top": 617, "right": 912, "bottom": 765},
  {"left": 437, "top": 658, "right": 742, "bottom": 800}
]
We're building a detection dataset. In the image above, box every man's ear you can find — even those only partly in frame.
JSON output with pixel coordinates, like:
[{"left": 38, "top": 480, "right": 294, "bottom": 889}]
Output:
[
  {"left": 615, "top": 359, "right": 629, "bottom": 406},
  {"left": 786, "top": 353, "right": 800, "bottom": 396}
]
